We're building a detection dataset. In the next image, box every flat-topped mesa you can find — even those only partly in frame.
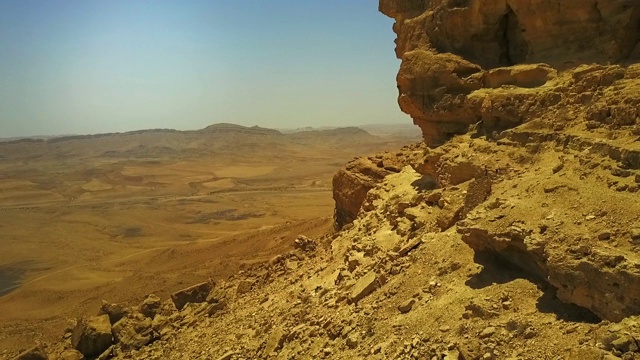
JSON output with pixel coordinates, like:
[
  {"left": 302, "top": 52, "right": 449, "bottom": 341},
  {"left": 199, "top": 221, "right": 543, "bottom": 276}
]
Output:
[{"left": 380, "top": 0, "right": 640, "bottom": 146}]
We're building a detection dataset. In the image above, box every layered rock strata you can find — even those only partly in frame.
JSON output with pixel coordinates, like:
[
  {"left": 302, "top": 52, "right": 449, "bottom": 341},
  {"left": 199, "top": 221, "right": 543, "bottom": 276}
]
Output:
[{"left": 379, "top": 0, "right": 640, "bottom": 146}]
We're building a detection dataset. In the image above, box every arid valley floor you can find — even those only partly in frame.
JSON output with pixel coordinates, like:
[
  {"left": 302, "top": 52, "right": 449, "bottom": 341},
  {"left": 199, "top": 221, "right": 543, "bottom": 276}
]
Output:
[{"left": 0, "top": 124, "right": 418, "bottom": 354}]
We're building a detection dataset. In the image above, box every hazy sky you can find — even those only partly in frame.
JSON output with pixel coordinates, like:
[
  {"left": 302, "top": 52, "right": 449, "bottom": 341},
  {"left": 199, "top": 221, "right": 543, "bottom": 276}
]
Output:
[{"left": 0, "top": 1, "right": 407, "bottom": 137}]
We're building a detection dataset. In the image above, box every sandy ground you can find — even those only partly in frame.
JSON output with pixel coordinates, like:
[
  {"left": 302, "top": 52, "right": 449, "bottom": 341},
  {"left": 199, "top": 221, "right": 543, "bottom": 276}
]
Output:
[{"left": 0, "top": 127, "right": 412, "bottom": 353}]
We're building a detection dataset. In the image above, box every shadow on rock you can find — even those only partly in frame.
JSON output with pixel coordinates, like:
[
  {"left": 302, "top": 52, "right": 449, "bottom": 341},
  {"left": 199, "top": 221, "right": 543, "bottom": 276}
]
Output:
[
  {"left": 465, "top": 252, "right": 541, "bottom": 289},
  {"left": 536, "top": 287, "right": 600, "bottom": 324},
  {"left": 466, "top": 252, "right": 600, "bottom": 324},
  {"left": 410, "top": 175, "right": 437, "bottom": 192}
]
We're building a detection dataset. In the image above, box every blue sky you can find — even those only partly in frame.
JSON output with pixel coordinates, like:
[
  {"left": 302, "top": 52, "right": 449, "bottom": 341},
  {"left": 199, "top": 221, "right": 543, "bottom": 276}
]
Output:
[{"left": 0, "top": 1, "right": 406, "bottom": 137}]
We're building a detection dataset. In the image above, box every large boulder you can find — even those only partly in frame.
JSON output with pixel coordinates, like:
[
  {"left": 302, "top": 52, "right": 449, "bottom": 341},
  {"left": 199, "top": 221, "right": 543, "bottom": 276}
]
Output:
[
  {"left": 139, "top": 294, "right": 161, "bottom": 318},
  {"left": 58, "top": 350, "right": 84, "bottom": 360},
  {"left": 112, "top": 313, "right": 154, "bottom": 350},
  {"left": 97, "top": 300, "right": 130, "bottom": 325},
  {"left": 333, "top": 145, "right": 426, "bottom": 229},
  {"left": 170, "top": 281, "right": 212, "bottom": 310},
  {"left": 333, "top": 157, "right": 394, "bottom": 230},
  {"left": 263, "top": 327, "right": 287, "bottom": 356},
  {"left": 71, "top": 315, "right": 112, "bottom": 358},
  {"left": 348, "top": 271, "right": 381, "bottom": 304},
  {"left": 293, "top": 235, "right": 317, "bottom": 252},
  {"left": 205, "top": 288, "right": 228, "bottom": 316}
]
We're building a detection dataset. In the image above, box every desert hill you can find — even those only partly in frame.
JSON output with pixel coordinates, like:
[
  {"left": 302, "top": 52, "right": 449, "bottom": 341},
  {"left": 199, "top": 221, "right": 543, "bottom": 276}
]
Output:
[
  {"left": 0, "top": 123, "right": 385, "bottom": 160},
  {"left": 6, "top": 1, "right": 640, "bottom": 360},
  {"left": 278, "top": 124, "right": 422, "bottom": 141},
  {"left": 358, "top": 123, "right": 423, "bottom": 140},
  {"left": 200, "top": 123, "right": 282, "bottom": 135}
]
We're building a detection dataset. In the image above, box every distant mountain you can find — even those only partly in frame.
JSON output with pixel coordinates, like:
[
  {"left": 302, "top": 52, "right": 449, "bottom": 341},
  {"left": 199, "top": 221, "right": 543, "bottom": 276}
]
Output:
[
  {"left": 199, "top": 123, "right": 282, "bottom": 136},
  {"left": 359, "top": 123, "right": 421, "bottom": 139},
  {"left": 2, "top": 123, "right": 421, "bottom": 144},
  {"left": 279, "top": 123, "right": 421, "bottom": 140},
  {"left": 0, "top": 135, "right": 68, "bottom": 143},
  {"left": 278, "top": 125, "right": 341, "bottom": 134},
  {"left": 0, "top": 123, "right": 413, "bottom": 161}
]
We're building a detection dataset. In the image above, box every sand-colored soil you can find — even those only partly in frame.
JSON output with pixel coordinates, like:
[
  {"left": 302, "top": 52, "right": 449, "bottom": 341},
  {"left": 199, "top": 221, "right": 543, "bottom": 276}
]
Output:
[{"left": 0, "top": 126, "right": 412, "bottom": 353}]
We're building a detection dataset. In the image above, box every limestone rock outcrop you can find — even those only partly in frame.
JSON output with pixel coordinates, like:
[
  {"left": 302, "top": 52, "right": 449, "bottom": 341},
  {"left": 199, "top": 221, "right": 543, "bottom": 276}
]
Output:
[
  {"left": 139, "top": 294, "right": 161, "bottom": 319},
  {"left": 112, "top": 313, "right": 154, "bottom": 350},
  {"left": 380, "top": 0, "right": 640, "bottom": 145},
  {"left": 71, "top": 315, "right": 112, "bottom": 358},
  {"left": 368, "top": 0, "right": 640, "bottom": 321},
  {"left": 332, "top": 154, "right": 399, "bottom": 229},
  {"left": 98, "top": 301, "right": 131, "bottom": 325},
  {"left": 332, "top": 145, "right": 428, "bottom": 229},
  {"left": 170, "top": 281, "right": 212, "bottom": 311}
]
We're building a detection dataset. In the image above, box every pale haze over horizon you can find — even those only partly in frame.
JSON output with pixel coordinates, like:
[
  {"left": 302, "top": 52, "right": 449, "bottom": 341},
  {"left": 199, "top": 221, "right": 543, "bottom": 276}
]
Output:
[{"left": 0, "top": 1, "right": 410, "bottom": 138}]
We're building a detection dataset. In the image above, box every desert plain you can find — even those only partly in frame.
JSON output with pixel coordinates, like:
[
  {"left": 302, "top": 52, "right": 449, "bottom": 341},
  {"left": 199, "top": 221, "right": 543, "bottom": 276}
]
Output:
[{"left": 0, "top": 123, "right": 417, "bottom": 353}]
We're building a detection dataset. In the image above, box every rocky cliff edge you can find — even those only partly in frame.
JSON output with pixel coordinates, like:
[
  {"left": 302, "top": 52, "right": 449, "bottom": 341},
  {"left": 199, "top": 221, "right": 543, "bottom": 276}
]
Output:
[{"left": 379, "top": 0, "right": 640, "bottom": 146}]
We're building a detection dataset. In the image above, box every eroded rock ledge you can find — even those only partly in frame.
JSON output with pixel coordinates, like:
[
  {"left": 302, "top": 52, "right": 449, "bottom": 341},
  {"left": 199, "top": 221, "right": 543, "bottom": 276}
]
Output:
[
  {"left": 380, "top": 0, "right": 640, "bottom": 146},
  {"left": 332, "top": 146, "right": 426, "bottom": 230},
  {"left": 331, "top": 0, "right": 640, "bottom": 325}
]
